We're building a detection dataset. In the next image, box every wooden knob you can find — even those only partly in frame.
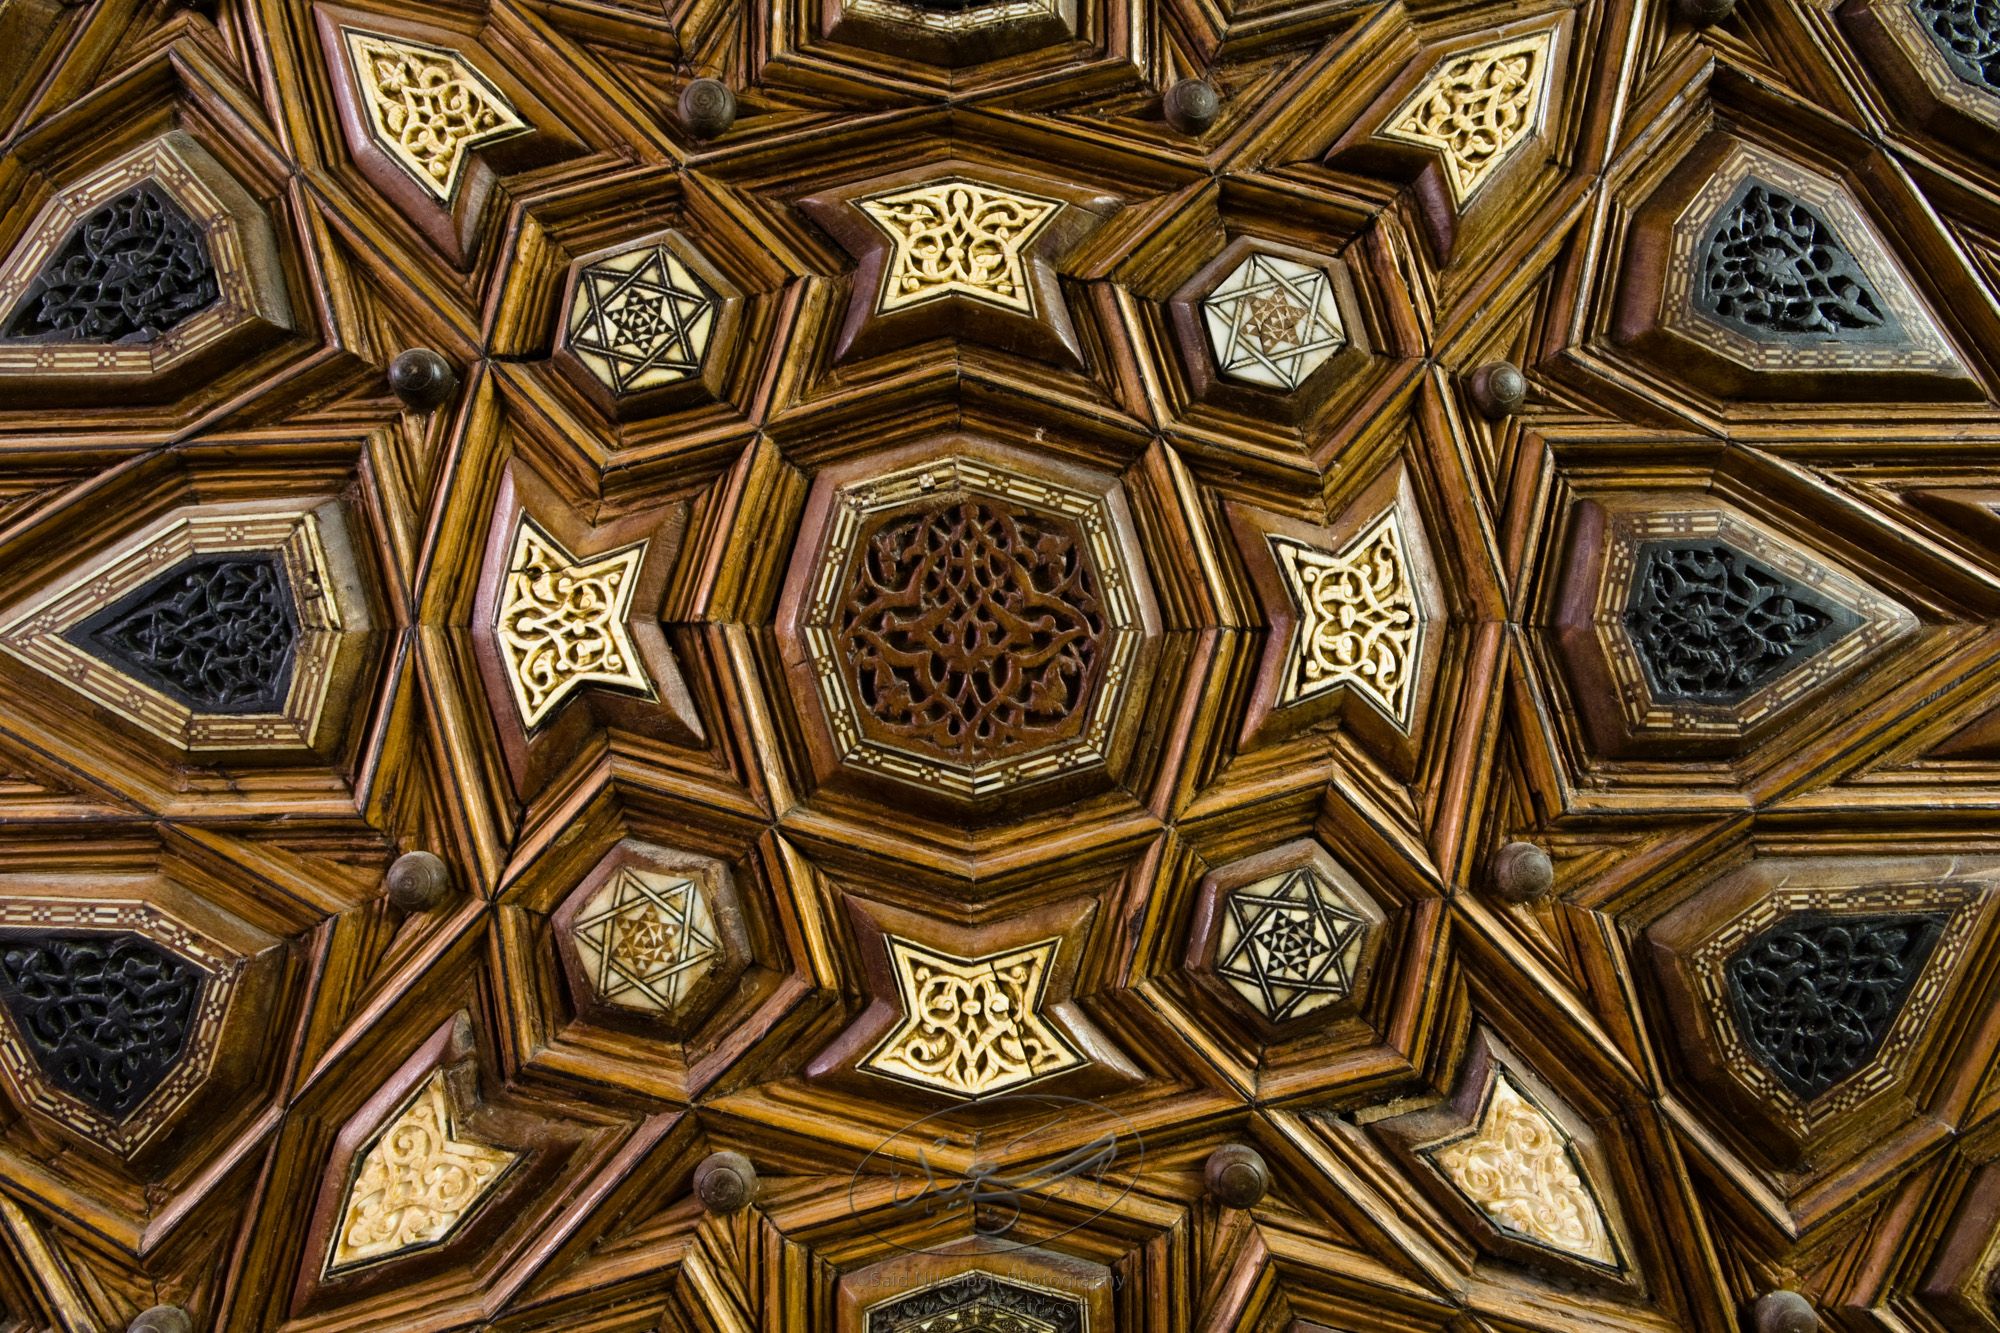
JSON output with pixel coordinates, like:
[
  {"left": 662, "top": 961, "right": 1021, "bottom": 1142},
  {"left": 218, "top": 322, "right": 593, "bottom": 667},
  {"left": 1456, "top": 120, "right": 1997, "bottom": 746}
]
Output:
[
  {"left": 1164, "top": 79, "right": 1220, "bottom": 136},
  {"left": 695, "top": 1150, "right": 758, "bottom": 1214},
  {"left": 385, "top": 851, "right": 451, "bottom": 913},
  {"left": 388, "top": 348, "right": 458, "bottom": 412},
  {"left": 1204, "top": 1143, "right": 1269, "bottom": 1208},
  {"left": 129, "top": 1307, "right": 193, "bottom": 1333},
  {"left": 1751, "top": 1291, "right": 1816, "bottom": 1333},
  {"left": 1676, "top": 0, "right": 1736, "bottom": 24},
  {"left": 680, "top": 79, "right": 737, "bottom": 141},
  {"left": 1491, "top": 841, "right": 1555, "bottom": 903},
  {"left": 1468, "top": 360, "right": 1527, "bottom": 419}
]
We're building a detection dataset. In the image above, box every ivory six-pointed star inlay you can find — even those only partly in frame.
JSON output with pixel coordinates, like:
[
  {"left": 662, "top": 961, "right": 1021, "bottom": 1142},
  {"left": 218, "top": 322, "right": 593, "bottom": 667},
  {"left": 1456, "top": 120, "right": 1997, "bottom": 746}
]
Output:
[{"left": 493, "top": 516, "right": 652, "bottom": 729}]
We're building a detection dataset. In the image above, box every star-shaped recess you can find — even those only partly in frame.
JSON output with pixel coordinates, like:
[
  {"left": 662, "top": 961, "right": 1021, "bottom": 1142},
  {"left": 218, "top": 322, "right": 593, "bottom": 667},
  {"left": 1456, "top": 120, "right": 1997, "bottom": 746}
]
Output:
[
  {"left": 800, "top": 163, "right": 1118, "bottom": 368},
  {"left": 1225, "top": 466, "right": 1445, "bottom": 761},
  {"left": 807, "top": 897, "right": 1137, "bottom": 1106},
  {"left": 470, "top": 466, "right": 706, "bottom": 801},
  {"left": 493, "top": 515, "right": 651, "bottom": 730}
]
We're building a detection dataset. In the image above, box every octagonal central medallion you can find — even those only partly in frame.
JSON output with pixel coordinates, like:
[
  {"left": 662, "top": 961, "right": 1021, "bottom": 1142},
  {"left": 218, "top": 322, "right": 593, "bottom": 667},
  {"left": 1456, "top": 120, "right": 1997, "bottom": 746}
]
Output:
[{"left": 782, "top": 442, "right": 1157, "bottom": 806}]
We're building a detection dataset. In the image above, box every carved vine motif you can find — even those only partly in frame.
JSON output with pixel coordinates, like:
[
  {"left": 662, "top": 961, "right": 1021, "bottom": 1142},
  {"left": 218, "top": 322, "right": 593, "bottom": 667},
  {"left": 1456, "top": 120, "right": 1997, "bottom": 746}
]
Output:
[
  {"left": 1725, "top": 912, "right": 1946, "bottom": 1100},
  {"left": 864, "top": 1271, "right": 1087, "bottom": 1332},
  {"left": 69, "top": 554, "right": 300, "bottom": 714},
  {"left": 1214, "top": 867, "right": 1369, "bottom": 1023},
  {"left": 1698, "top": 184, "right": 1891, "bottom": 340},
  {"left": 1424, "top": 1075, "right": 1619, "bottom": 1267},
  {"left": 1270, "top": 512, "right": 1422, "bottom": 726},
  {"left": 838, "top": 499, "right": 1105, "bottom": 765},
  {"left": 2, "top": 183, "right": 220, "bottom": 344},
  {"left": 494, "top": 518, "right": 651, "bottom": 729},
  {"left": 1912, "top": 0, "right": 2000, "bottom": 92},
  {"left": 341, "top": 30, "right": 528, "bottom": 202},
  {"left": 1622, "top": 543, "right": 1852, "bottom": 705},
  {"left": 861, "top": 937, "right": 1083, "bottom": 1099},
  {"left": 858, "top": 179, "right": 1062, "bottom": 315},
  {"left": 1379, "top": 31, "right": 1555, "bottom": 203},
  {"left": 327, "top": 1070, "right": 520, "bottom": 1273},
  {"left": 0, "top": 931, "right": 204, "bottom": 1120},
  {"left": 569, "top": 868, "right": 720, "bottom": 1016}
]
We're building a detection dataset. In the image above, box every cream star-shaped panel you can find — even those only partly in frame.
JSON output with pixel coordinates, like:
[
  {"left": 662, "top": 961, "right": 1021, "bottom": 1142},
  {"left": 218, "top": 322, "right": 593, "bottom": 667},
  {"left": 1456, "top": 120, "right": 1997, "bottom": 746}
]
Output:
[
  {"left": 1377, "top": 29, "right": 1557, "bottom": 204},
  {"left": 565, "top": 243, "right": 718, "bottom": 396},
  {"left": 859, "top": 935, "right": 1084, "bottom": 1099},
  {"left": 1269, "top": 509, "right": 1426, "bottom": 728},
  {"left": 569, "top": 867, "right": 722, "bottom": 1016},
  {"left": 339, "top": 28, "right": 528, "bottom": 203},
  {"left": 858, "top": 178, "right": 1064, "bottom": 315},
  {"left": 493, "top": 516, "right": 652, "bottom": 729}
]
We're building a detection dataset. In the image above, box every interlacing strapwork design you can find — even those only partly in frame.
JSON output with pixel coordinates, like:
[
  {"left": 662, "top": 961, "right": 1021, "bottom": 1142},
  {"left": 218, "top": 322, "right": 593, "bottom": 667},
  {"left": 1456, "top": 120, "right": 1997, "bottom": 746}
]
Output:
[
  {"left": 864, "top": 1273, "right": 1087, "bottom": 1333},
  {"left": 1623, "top": 543, "right": 1850, "bottom": 705},
  {"left": 0, "top": 932, "right": 203, "bottom": 1120},
  {"left": 1379, "top": 31, "right": 1556, "bottom": 203},
  {"left": 861, "top": 937, "right": 1083, "bottom": 1099},
  {"left": 1698, "top": 185, "right": 1889, "bottom": 339},
  {"left": 859, "top": 179, "right": 1062, "bottom": 315},
  {"left": 839, "top": 499, "right": 1104, "bottom": 763},
  {"left": 1911, "top": 0, "right": 2000, "bottom": 91},
  {"left": 2, "top": 184, "right": 219, "bottom": 344},
  {"left": 70, "top": 554, "right": 299, "bottom": 714},
  {"left": 1725, "top": 912, "right": 1946, "bottom": 1100},
  {"left": 570, "top": 868, "right": 720, "bottom": 1016},
  {"left": 566, "top": 244, "right": 717, "bottom": 395},
  {"left": 327, "top": 1071, "right": 519, "bottom": 1273},
  {"left": 1200, "top": 253, "right": 1347, "bottom": 390},
  {"left": 495, "top": 517, "right": 651, "bottom": 729},
  {"left": 1424, "top": 1075, "right": 1619, "bottom": 1268},
  {"left": 1270, "top": 513, "right": 1422, "bottom": 726},
  {"left": 340, "top": 29, "right": 528, "bottom": 202},
  {"left": 1214, "top": 868, "right": 1368, "bottom": 1022}
]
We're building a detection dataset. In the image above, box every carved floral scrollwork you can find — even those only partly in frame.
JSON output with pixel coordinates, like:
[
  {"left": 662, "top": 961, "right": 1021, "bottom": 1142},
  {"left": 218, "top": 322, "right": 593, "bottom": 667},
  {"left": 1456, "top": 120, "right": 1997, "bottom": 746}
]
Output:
[
  {"left": 860, "top": 936, "right": 1084, "bottom": 1099},
  {"left": 493, "top": 517, "right": 652, "bottom": 729}
]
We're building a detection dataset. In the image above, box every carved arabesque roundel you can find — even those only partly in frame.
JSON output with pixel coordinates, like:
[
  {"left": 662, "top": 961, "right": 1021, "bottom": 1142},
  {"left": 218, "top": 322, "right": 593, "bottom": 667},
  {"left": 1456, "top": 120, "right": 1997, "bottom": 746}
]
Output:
[{"left": 838, "top": 496, "right": 1106, "bottom": 764}]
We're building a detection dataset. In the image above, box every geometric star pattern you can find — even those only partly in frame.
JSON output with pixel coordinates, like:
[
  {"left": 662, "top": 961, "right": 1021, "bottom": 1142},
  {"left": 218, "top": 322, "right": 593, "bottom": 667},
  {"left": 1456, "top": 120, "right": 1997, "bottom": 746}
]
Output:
[
  {"left": 1200, "top": 252, "right": 1347, "bottom": 391},
  {"left": 564, "top": 243, "right": 718, "bottom": 396},
  {"left": 569, "top": 867, "right": 721, "bottom": 1016},
  {"left": 1214, "top": 866, "right": 1370, "bottom": 1022}
]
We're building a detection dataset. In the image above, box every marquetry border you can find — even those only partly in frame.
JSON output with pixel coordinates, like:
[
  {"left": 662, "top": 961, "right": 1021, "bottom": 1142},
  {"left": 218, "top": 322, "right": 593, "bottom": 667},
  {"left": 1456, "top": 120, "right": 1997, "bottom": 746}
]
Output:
[
  {"left": 0, "top": 133, "right": 292, "bottom": 391},
  {"left": 1841, "top": 0, "right": 2000, "bottom": 138},
  {"left": 1552, "top": 495, "right": 1917, "bottom": 759},
  {"left": 0, "top": 500, "right": 374, "bottom": 755},
  {"left": 0, "top": 899, "right": 234, "bottom": 1158}
]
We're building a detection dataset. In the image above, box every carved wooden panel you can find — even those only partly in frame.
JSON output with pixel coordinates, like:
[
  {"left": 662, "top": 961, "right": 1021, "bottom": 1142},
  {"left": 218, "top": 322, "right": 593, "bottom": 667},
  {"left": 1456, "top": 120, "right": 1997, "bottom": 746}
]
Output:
[{"left": 0, "top": 0, "right": 1997, "bottom": 1330}]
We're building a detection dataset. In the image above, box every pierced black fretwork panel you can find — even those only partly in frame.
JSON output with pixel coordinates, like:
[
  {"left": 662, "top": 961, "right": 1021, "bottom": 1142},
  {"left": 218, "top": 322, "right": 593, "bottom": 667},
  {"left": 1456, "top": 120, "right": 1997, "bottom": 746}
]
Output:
[
  {"left": 865, "top": 1273, "right": 1087, "bottom": 1333},
  {"left": 2, "top": 183, "right": 221, "bottom": 345},
  {"left": 1725, "top": 912, "right": 1946, "bottom": 1100},
  {"left": 1623, "top": 543, "right": 1858, "bottom": 705},
  {"left": 69, "top": 553, "right": 300, "bottom": 714},
  {"left": 0, "top": 931, "right": 205, "bottom": 1119},
  {"left": 1912, "top": 0, "right": 2000, "bottom": 92},
  {"left": 1697, "top": 182, "right": 1899, "bottom": 342}
]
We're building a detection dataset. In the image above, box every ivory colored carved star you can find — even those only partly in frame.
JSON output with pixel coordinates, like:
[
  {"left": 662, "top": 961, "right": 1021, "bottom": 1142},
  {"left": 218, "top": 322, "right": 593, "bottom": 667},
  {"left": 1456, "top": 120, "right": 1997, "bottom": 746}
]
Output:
[
  {"left": 801, "top": 163, "right": 1117, "bottom": 368},
  {"left": 494, "top": 515, "right": 652, "bottom": 729}
]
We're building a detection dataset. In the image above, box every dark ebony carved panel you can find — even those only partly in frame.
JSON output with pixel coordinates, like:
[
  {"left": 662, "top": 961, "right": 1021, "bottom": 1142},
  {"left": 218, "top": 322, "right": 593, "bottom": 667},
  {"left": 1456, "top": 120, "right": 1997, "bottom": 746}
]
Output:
[
  {"left": 1697, "top": 183, "right": 1899, "bottom": 342},
  {"left": 864, "top": 1272, "right": 1087, "bottom": 1332},
  {"left": 1623, "top": 542, "right": 1858, "bottom": 704},
  {"left": 2, "top": 183, "right": 220, "bottom": 345},
  {"left": 1913, "top": 0, "right": 2000, "bottom": 92},
  {"left": 838, "top": 499, "right": 1106, "bottom": 763},
  {"left": 0, "top": 931, "right": 205, "bottom": 1119},
  {"left": 1724, "top": 912, "right": 1945, "bottom": 1100},
  {"left": 69, "top": 553, "right": 300, "bottom": 713}
]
